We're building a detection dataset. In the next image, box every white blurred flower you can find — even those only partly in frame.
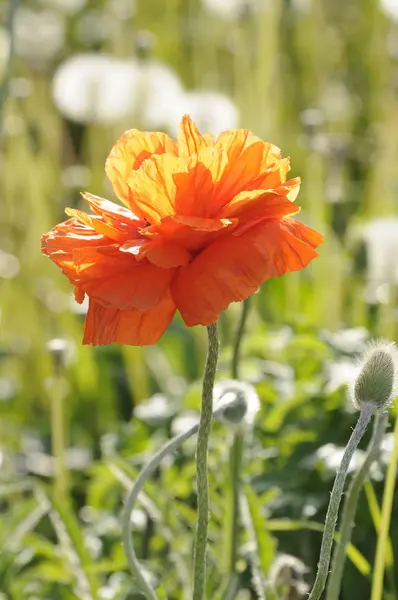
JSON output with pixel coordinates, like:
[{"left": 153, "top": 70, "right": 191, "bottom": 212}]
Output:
[
  {"left": 324, "top": 359, "right": 359, "bottom": 394},
  {"left": 15, "top": 8, "right": 65, "bottom": 60},
  {"left": 380, "top": 0, "right": 398, "bottom": 21},
  {"left": 316, "top": 443, "right": 382, "bottom": 479},
  {"left": 52, "top": 54, "right": 184, "bottom": 127},
  {"left": 203, "top": 0, "right": 267, "bottom": 19},
  {"left": 171, "top": 411, "right": 200, "bottom": 436},
  {"left": 169, "top": 90, "right": 239, "bottom": 137},
  {"left": 0, "top": 250, "right": 20, "bottom": 279},
  {"left": 362, "top": 219, "right": 398, "bottom": 303},
  {"left": 40, "top": 0, "right": 87, "bottom": 14}
]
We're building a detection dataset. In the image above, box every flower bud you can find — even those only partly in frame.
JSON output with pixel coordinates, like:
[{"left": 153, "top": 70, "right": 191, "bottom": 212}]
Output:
[
  {"left": 213, "top": 379, "right": 260, "bottom": 428},
  {"left": 350, "top": 340, "right": 398, "bottom": 411}
]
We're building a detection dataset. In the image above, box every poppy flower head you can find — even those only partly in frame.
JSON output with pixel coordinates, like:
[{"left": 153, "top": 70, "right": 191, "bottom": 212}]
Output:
[{"left": 42, "top": 115, "right": 323, "bottom": 346}]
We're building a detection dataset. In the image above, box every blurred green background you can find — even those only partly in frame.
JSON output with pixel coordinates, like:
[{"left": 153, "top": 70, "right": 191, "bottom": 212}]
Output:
[{"left": 2, "top": 0, "right": 398, "bottom": 598}]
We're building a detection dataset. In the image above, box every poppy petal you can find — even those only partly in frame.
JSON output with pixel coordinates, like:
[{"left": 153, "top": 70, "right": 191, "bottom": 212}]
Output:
[
  {"left": 144, "top": 214, "right": 238, "bottom": 252},
  {"left": 178, "top": 114, "right": 210, "bottom": 157},
  {"left": 219, "top": 182, "right": 301, "bottom": 222},
  {"left": 81, "top": 192, "right": 144, "bottom": 227},
  {"left": 105, "top": 129, "right": 177, "bottom": 209},
  {"left": 72, "top": 246, "right": 174, "bottom": 310},
  {"left": 172, "top": 217, "right": 323, "bottom": 326},
  {"left": 127, "top": 154, "right": 186, "bottom": 223},
  {"left": 121, "top": 238, "right": 192, "bottom": 268},
  {"left": 83, "top": 294, "right": 176, "bottom": 346},
  {"left": 41, "top": 219, "right": 114, "bottom": 285},
  {"left": 173, "top": 147, "right": 229, "bottom": 217}
]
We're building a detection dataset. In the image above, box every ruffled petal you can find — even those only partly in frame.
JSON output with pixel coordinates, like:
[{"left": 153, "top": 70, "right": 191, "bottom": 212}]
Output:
[
  {"left": 72, "top": 245, "right": 174, "bottom": 310},
  {"left": 105, "top": 129, "right": 177, "bottom": 209},
  {"left": 219, "top": 182, "right": 301, "bottom": 224},
  {"left": 81, "top": 192, "right": 145, "bottom": 227},
  {"left": 144, "top": 214, "right": 238, "bottom": 252},
  {"left": 127, "top": 148, "right": 229, "bottom": 222},
  {"left": 83, "top": 294, "right": 176, "bottom": 346},
  {"left": 172, "top": 217, "right": 323, "bottom": 326},
  {"left": 41, "top": 219, "right": 114, "bottom": 285},
  {"left": 173, "top": 147, "right": 229, "bottom": 217},
  {"left": 127, "top": 154, "right": 186, "bottom": 222},
  {"left": 121, "top": 238, "right": 191, "bottom": 268},
  {"left": 178, "top": 114, "right": 211, "bottom": 157},
  {"left": 213, "top": 130, "right": 291, "bottom": 210},
  {"left": 42, "top": 217, "right": 174, "bottom": 311}
]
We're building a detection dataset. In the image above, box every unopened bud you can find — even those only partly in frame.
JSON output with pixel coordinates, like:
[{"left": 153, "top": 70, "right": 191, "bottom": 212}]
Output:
[
  {"left": 350, "top": 340, "right": 398, "bottom": 411},
  {"left": 214, "top": 380, "right": 260, "bottom": 428}
]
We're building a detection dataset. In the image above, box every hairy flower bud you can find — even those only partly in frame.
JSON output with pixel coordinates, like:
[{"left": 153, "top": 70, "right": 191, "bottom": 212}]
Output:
[
  {"left": 350, "top": 340, "right": 398, "bottom": 411},
  {"left": 214, "top": 379, "right": 260, "bottom": 428}
]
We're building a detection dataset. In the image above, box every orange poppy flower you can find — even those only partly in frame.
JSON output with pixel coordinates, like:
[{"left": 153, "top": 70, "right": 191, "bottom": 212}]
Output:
[{"left": 42, "top": 115, "right": 323, "bottom": 346}]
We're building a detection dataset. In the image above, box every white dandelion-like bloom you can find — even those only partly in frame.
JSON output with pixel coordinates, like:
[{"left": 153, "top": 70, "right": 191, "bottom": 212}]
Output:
[
  {"left": 168, "top": 90, "right": 239, "bottom": 137},
  {"left": 380, "top": 0, "right": 398, "bottom": 21},
  {"left": 362, "top": 219, "right": 398, "bottom": 303},
  {"left": 52, "top": 54, "right": 184, "bottom": 127},
  {"left": 14, "top": 8, "right": 65, "bottom": 61},
  {"left": 202, "top": 0, "right": 267, "bottom": 20}
]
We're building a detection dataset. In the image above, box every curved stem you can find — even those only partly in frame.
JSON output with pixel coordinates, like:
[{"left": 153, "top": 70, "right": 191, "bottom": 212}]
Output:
[
  {"left": 228, "top": 299, "right": 251, "bottom": 581},
  {"left": 192, "top": 322, "right": 220, "bottom": 600},
  {"left": 326, "top": 411, "right": 388, "bottom": 600},
  {"left": 122, "top": 403, "right": 225, "bottom": 600},
  {"left": 371, "top": 409, "right": 398, "bottom": 600},
  {"left": 308, "top": 402, "right": 375, "bottom": 600},
  {"left": 240, "top": 491, "right": 266, "bottom": 600},
  {"left": 231, "top": 298, "right": 251, "bottom": 380}
]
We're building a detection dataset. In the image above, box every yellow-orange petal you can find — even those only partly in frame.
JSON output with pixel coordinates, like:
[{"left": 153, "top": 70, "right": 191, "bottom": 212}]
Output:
[
  {"left": 81, "top": 192, "right": 145, "bottom": 227},
  {"left": 172, "top": 217, "right": 323, "bottom": 326},
  {"left": 105, "top": 129, "right": 178, "bottom": 209},
  {"left": 178, "top": 114, "right": 211, "bottom": 157},
  {"left": 83, "top": 294, "right": 176, "bottom": 346},
  {"left": 127, "top": 154, "right": 186, "bottom": 223},
  {"left": 65, "top": 208, "right": 129, "bottom": 243},
  {"left": 219, "top": 185, "right": 301, "bottom": 223},
  {"left": 216, "top": 128, "right": 281, "bottom": 166},
  {"left": 173, "top": 147, "right": 229, "bottom": 217}
]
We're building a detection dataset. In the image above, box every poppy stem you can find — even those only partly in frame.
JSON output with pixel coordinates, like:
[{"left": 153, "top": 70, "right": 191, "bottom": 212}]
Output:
[
  {"left": 122, "top": 399, "right": 226, "bottom": 600},
  {"left": 192, "top": 322, "right": 220, "bottom": 600},
  {"left": 308, "top": 402, "right": 375, "bottom": 600},
  {"left": 231, "top": 298, "right": 251, "bottom": 380},
  {"left": 228, "top": 298, "right": 251, "bottom": 578},
  {"left": 370, "top": 408, "right": 398, "bottom": 600},
  {"left": 326, "top": 411, "right": 388, "bottom": 600}
]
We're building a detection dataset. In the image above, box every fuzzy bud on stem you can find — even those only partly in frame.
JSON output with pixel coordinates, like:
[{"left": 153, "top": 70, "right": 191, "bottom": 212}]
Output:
[{"left": 351, "top": 341, "right": 398, "bottom": 411}]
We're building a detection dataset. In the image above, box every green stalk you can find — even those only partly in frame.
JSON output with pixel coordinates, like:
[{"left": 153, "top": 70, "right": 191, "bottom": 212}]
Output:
[
  {"left": 231, "top": 298, "right": 251, "bottom": 381},
  {"left": 122, "top": 402, "right": 226, "bottom": 599},
  {"left": 192, "top": 322, "right": 220, "bottom": 600},
  {"left": 228, "top": 299, "right": 251, "bottom": 577},
  {"left": 308, "top": 402, "right": 375, "bottom": 600},
  {"left": 51, "top": 377, "right": 68, "bottom": 502},
  {"left": 371, "top": 410, "right": 398, "bottom": 600},
  {"left": 326, "top": 411, "right": 388, "bottom": 600}
]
